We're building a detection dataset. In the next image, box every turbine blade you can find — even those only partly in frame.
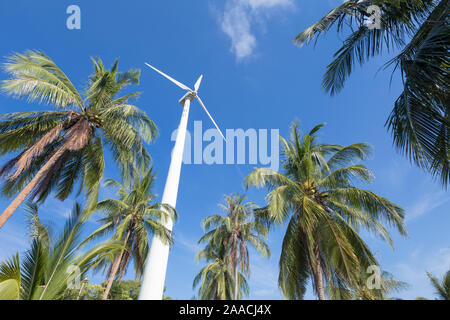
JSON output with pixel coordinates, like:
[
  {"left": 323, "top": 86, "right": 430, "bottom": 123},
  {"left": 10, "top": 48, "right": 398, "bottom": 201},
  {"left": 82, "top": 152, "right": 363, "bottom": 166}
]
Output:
[
  {"left": 195, "top": 96, "right": 226, "bottom": 141},
  {"left": 144, "top": 62, "right": 192, "bottom": 92},
  {"left": 194, "top": 75, "right": 203, "bottom": 92}
]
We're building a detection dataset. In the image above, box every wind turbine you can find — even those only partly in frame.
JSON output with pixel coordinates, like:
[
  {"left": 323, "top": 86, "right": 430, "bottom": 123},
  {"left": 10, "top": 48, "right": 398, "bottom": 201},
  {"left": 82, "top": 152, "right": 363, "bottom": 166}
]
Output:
[{"left": 138, "top": 62, "right": 225, "bottom": 300}]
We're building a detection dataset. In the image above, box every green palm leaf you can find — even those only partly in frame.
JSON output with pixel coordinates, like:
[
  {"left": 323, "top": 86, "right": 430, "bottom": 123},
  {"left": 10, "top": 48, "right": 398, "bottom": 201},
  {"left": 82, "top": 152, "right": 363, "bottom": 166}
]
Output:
[
  {"left": 294, "top": 0, "right": 449, "bottom": 187},
  {"left": 0, "top": 254, "right": 21, "bottom": 300}
]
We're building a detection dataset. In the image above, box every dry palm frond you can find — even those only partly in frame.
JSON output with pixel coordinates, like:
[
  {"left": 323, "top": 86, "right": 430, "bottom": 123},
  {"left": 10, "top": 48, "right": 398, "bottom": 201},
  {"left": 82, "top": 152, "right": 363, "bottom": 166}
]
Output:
[
  {"left": 9, "top": 123, "right": 64, "bottom": 180},
  {"left": 63, "top": 118, "right": 91, "bottom": 151}
]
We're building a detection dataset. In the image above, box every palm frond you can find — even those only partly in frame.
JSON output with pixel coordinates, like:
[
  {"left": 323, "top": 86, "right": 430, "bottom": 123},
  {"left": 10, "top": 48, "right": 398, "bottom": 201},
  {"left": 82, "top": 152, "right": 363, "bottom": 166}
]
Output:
[
  {"left": 0, "top": 254, "right": 21, "bottom": 300},
  {"left": 2, "top": 50, "right": 83, "bottom": 108}
]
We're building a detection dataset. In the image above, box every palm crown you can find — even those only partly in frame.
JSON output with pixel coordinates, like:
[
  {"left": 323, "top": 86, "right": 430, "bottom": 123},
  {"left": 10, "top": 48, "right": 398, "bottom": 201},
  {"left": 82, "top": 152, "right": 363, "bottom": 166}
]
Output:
[
  {"left": 0, "top": 51, "right": 157, "bottom": 227},
  {"left": 193, "top": 244, "right": 248, "bottom": 300}
]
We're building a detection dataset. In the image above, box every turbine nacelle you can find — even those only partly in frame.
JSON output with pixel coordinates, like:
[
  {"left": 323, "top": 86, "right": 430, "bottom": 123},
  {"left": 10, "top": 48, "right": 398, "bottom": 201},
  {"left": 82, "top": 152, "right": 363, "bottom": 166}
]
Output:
[
  {"left": 144, "top": 62, "right": 225, "bottom": 141},
  {"left": 178, "top": 91, "right": 195, "bottom": 106}
]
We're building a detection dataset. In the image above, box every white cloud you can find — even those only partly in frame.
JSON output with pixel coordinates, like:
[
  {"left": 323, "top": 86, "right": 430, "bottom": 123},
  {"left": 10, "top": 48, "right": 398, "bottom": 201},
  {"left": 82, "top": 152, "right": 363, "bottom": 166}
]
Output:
[
  {"left": 246, "top": 0, "right": 293, "bottom": 10},
  {"left": 248, "top": 253, "right": 280, "bottom": 298},
  {"left": 175, "top": 232, "right": 202, "bottom": 254},
  {"left": 427, "top": 248, "right": 450, "bottom": 275},
  {"left": 406, "top": 191, "right": 449, "bottom": 221},
  {"left": 221, "top": 5, "right": 256, "bottom": 60},
  {"left": 219, "top": 0, "right": 293, "bottom": 60},
  {"left": 394, "top": 247, "right": 450, "bottom": 299}
]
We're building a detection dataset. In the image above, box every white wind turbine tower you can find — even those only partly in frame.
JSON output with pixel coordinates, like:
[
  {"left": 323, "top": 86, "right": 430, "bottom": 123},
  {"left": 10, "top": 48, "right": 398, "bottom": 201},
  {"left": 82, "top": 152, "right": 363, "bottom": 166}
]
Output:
[{"left": 138, "top": 62, "right": 225, "bottom": 300}]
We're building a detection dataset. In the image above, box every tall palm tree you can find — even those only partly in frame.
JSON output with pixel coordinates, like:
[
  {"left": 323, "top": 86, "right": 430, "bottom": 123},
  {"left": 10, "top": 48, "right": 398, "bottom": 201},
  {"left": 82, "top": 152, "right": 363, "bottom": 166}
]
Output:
[
  {"left": 193, "top": 245, "right": 249, "bottom": 300},
  {"left": 294, "top": 0, "right": 449, "bottom": 187},
  {"left": 427, "top": 270, "right": 450, "bottom": 300},
  {"left": 245, "top": 122, "right": 407, "bottom": 300},
  {"left": 0, "top": 50, "right": 157, "bottom": 227},
  {"left": 82, "top": 168, "right": 176, "bottom": 300},
  {"left": 198, "top": 194, "right": 270, "bottom": 300},
  {"left": 0, "top": 202, "right": 120, "bottom": 300}
]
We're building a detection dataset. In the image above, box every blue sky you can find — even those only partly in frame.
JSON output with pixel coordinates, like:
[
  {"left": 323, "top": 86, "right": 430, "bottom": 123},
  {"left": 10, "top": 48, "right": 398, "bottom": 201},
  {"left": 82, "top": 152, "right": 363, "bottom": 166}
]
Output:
[{"left": 0, "top": 0, "right": 448, "bottom": 300}]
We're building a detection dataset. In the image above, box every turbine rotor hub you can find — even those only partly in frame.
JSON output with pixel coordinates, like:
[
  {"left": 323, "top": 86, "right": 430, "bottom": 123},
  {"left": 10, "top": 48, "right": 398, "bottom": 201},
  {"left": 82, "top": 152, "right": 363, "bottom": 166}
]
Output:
[{"left": 178, "top": 91, "right": 197, "bottom": 106}]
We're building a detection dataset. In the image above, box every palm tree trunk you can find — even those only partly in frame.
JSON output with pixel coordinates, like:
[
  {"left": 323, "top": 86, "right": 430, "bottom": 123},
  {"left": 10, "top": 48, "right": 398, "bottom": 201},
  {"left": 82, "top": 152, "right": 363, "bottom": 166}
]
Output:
[
  {"left": 117, "top": 250, "right": 131, "bottom": 282},
  {"left": 233, "top": 263, "right": 238, "bottom": 300},
  {"left": 77, "top": 281, "right": 86, "bottom": 300},
  {"left": 102, "top": 230, "right": 131, "bottom": 300},
  {"left": 232, "top": 234, "right": 239, "bottom": 300},
  {"left": 312, "top": 244, "right": 326, "bottom": 300},
  {"left": 0, "top": 118, "right": 90, "bottom": 228},
  {"left": 0, "top": 147, "right": 66, "bottom": 228},
  {"left": 298, "top": 216, "right": 326, "bottom": 300}
]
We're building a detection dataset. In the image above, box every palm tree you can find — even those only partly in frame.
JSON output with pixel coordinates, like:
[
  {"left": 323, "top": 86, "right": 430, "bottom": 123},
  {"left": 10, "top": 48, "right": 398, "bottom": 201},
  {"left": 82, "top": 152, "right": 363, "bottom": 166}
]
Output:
[
  {"left": 427, "top": 270, "right": 450, "bottom": 300},
  {"left": 0, "top": 202, "right": 120, "bottom": 300},
  {"left": 0, "top": 50, "right": 157, "bottom": 227},
  {"left": 82, "top": 168, "right": 176, "bottom": 300},
  {"left": 198, "top": 194, "right": 270, "bottom": 300},
  {"left": 294, "top": 0, "right": 449, "bottom": 187},
  {"left": 193, "top": 245, "right": 249, "bottom": 300},
  {"left": 245, "top": 122, "right": 407, "bottom": 300}
]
